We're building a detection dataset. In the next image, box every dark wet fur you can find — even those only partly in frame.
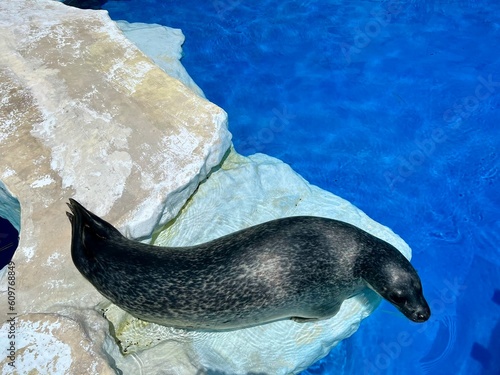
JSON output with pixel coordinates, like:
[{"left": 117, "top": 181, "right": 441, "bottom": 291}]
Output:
[{"left": 67, "top": 199, "right": 430, "bottom": 330}]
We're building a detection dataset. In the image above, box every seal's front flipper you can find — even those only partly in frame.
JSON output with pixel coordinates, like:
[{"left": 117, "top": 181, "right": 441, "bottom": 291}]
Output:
[{"left": 291, "top": 317, "right": 319, "bottom": 323}]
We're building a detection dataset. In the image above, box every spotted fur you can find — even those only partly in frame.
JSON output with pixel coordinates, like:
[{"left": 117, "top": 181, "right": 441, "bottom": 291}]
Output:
[{"left": 66, "top": 199, "right": 430, "bottom": 330}]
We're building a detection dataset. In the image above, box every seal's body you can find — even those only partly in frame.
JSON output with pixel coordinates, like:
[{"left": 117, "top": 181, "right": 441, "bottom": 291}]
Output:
[{"left": 67, "top": 199, "right": 430, "bottom": 330}]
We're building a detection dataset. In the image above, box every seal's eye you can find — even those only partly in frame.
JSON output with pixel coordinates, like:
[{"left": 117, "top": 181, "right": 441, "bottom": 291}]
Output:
[{"left": 389, "top": 292, "right": 406, "bottom": 304}]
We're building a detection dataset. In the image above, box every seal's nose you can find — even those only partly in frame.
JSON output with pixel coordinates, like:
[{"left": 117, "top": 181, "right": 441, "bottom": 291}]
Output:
[{"left": 411, "top": 304, "right": 431, "bottom": 323}]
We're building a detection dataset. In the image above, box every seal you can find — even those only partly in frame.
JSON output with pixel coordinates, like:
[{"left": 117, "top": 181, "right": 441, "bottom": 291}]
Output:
[{"left": 66, "top": 198, "right": 430, "bottom": 330}]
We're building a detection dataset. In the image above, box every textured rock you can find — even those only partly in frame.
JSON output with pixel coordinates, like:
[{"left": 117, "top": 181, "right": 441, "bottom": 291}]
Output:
[
  {"left": 102, "top": 150, "right": 412, "bottom": 375},
  {"left": 0, "top": 312, "right": 121, "bottom": 375},
  {"left": 116, "top": 21, "right": 205, "bottom": 98},
  {"left": 0, "top": 0, "right": 230, "bottom": 373}
]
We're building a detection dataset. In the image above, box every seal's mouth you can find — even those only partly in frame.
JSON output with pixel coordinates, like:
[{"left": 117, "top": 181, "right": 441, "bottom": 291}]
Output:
[
  {"left": 409, "top": 309, "right": 431, "bottom": 323},
  {"left": 401, "top": 301, "right": 431, "bottom": 323}
]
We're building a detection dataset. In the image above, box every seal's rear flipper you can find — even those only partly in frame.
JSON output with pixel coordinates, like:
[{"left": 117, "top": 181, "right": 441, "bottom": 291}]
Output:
[{"left": 66, "top": 198, "right": 122, "bottom": 240}]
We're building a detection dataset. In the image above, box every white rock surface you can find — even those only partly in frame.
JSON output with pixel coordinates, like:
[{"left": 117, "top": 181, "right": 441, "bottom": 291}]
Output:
[{"left": 102, "top": 150, "right": 412, "bottom": 375}]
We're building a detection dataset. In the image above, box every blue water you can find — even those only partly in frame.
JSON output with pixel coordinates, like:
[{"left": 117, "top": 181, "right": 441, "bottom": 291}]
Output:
[
  {"left": 73, "top": 0, "right": 499, "bottom": 373},
  {"left": 0, "top": 217, "right": 18, "bottom": 269}
]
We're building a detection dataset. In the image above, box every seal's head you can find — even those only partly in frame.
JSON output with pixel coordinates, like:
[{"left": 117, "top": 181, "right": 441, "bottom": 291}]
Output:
[
  {"left": 374, "top": 260, "right": 430, "bottom": 322},
  {"left": 358, "top": 237, "right": 431, "bottom": 323}
]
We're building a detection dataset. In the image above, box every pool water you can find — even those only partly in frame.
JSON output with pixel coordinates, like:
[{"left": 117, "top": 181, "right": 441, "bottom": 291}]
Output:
[
  {"left": 0, "top": 217, "right": 18, "bottom": 269},
  {"left": 70, "top": 0, "right": 500, "bottom": 374}
]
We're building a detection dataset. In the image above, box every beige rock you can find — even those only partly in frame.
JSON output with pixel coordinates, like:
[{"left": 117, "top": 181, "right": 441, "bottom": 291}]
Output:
[
  {"left": 0, "top": 0, "right": 230, "bottom": 373},
  {"left": 0, "top": 312, "right": 121, "bottom": 374}
]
